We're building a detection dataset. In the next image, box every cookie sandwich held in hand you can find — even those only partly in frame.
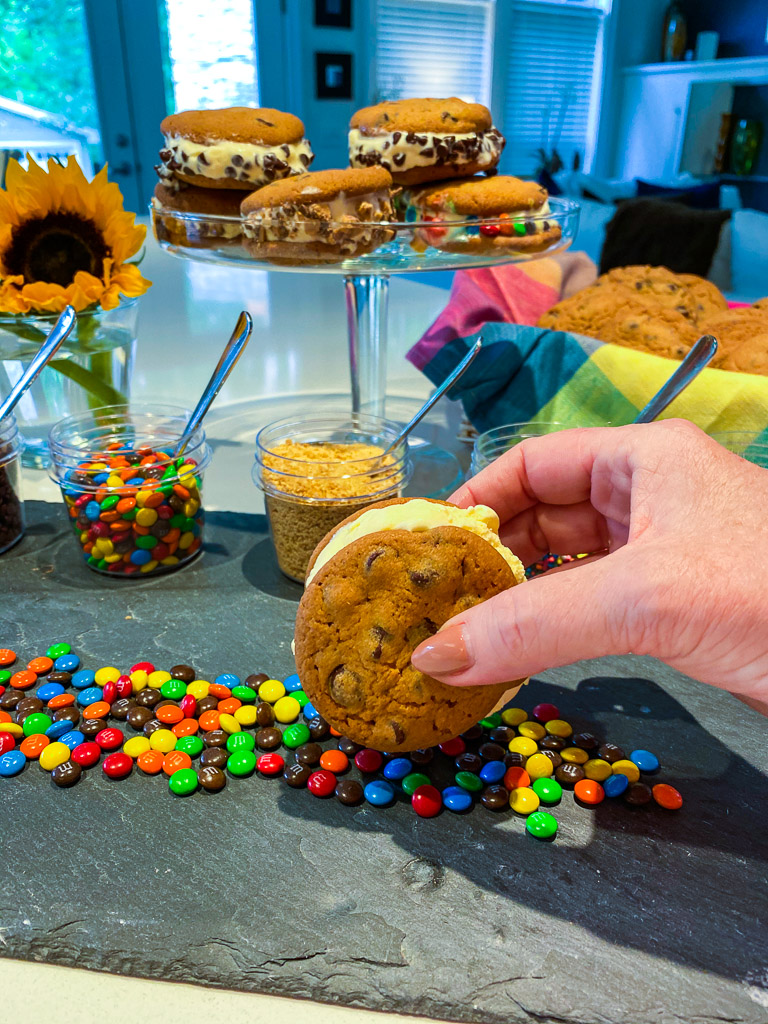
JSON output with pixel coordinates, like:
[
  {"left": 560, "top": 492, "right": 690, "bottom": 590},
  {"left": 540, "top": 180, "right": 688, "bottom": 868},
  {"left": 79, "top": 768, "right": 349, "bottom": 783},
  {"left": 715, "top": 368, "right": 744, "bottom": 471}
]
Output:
[
  {"left": 349, "top": 97, "right": 505, "bottom": 185},
  {"left": 241, "top": 166, "right": 395, "bottom": 264},
  {"left": 156, "top": 107, "right": 313, "bottom": 190},
  {"left": 294, "top": 497, "right": 527, "bottom": 752}
]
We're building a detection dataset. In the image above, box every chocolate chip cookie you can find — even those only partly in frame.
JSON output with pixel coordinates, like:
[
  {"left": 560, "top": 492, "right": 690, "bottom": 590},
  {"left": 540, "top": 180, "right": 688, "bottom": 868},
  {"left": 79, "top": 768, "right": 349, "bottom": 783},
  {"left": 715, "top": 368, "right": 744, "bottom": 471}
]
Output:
[{"left": 595, "top": 265, "right": 699, "bottom": 321}]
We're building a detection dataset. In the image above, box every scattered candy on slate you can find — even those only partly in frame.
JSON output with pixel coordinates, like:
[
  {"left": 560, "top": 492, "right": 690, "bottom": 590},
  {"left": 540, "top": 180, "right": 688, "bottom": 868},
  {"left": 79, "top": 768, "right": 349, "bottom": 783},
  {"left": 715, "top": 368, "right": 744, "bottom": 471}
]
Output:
[{"left": 0, "top": 647, "right": 685, "bottom": 839}]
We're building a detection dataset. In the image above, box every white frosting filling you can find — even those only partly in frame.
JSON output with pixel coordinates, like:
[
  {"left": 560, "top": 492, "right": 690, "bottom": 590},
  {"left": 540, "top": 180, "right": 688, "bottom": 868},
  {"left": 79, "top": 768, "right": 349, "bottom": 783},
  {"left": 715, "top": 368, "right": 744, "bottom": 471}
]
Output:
[
  {"left": 348, "top": 126, "right": 503, "bottom": 172},
  {"left": 160, "top": 133, "right": 313, "bottom": 184}
]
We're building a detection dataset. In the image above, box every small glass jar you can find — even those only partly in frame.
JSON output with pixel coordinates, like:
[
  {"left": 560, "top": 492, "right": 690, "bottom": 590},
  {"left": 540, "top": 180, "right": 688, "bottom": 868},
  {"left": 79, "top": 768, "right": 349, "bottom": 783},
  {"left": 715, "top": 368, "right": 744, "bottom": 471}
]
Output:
[
  {"left": 0, "top": 413, "right": 24, "bottom": 554},
  {"left": 709, "top": 431, "right": 768, "bottom": 469},
  {"left": 471, "top": 422, "right": 566, "bottom": 475},
  {"left": 48, "top": 404, "right": 211, "bottom": 577},
  {"left": 254, "top": 414, "right": 411, "bottom": 583}
]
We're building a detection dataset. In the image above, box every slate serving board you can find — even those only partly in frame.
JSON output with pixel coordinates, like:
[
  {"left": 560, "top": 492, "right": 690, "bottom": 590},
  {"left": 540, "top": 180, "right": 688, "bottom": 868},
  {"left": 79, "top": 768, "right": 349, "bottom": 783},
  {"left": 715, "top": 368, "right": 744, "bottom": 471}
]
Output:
[{"left": 1, "top": 502, "right": 767, "bottom": 1024}]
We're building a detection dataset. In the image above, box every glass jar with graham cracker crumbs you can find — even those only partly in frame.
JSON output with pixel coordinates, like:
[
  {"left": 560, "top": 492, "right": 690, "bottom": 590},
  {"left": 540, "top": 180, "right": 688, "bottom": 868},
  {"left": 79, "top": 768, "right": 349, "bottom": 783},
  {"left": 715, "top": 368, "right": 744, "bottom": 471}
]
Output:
[{"left": 254, "top": 415, "right": 411, "bottom": 583}]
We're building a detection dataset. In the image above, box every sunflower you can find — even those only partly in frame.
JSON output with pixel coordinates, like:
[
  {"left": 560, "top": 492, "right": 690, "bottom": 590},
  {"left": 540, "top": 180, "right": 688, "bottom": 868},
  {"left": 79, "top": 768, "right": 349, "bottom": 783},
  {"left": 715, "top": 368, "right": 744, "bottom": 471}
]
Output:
[{"left": 0, "top": 155, "right": 151, "bottom": 315}]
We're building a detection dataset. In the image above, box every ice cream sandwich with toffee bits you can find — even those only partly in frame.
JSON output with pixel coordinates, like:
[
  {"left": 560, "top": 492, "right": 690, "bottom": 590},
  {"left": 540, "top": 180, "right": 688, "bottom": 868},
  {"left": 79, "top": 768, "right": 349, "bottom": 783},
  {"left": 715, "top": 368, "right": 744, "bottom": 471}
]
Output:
[
  {"left": 151, "top": 183, "right": 244, "bottom": 249},
  {"left": 294, "top": 497, "right": 527, "bottom": 752},
  {"left": 240, "top": 166, "right": 395, "bottom": 265},
  {"left": 349, "top": 97, "right": 505, "bottom": 186},
  {"left": 156, "top": 107, "right": 313, "bottom": 191}
]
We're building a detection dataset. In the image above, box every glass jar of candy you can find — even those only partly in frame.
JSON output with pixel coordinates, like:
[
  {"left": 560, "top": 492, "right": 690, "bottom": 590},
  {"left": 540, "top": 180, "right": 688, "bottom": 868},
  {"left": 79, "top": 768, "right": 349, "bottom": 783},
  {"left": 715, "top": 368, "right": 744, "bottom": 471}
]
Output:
[
  {"left": 0, "top": 413, "right": 24, "bottom": 554},
  {"left": 48, "top": 404, "right": 211, "bottom": 577},
  {"left": 253, "top": 413, "right": 411, "bottom": 583},
  {"left": 471, "top": 421, "right": 566, "bottom": 475}
]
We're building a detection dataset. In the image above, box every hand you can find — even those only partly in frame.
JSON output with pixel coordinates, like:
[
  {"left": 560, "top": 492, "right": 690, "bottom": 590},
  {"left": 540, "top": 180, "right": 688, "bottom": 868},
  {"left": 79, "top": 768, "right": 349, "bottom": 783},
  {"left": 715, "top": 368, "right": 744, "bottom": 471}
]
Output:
[{"left": 411, "top": 420, "right": 768, "bottom": 713}]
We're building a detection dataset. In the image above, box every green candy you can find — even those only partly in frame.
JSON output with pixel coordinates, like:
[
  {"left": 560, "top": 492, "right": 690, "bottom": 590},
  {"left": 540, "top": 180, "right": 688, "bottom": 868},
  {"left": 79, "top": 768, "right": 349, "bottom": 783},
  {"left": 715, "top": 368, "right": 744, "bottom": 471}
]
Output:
[
  {"left": 282, "top": 723, "right": 310, "bottom": 749},
  {"left": 175, "top": 735, "right": 204, "bottom": 758},
  {"left": 292, "top": 689, "right": 310, "bottom": 708},
  {"left": 97, "top": 558, "right": 108, "bottom": 570},
  {"left": 170, "top": 513, "right": 186, "bottom": 529},
  {"left": 226, "top": 732, "right": 255, "bottom": 754},
  {"left": 162, "top": 465, "right": 177, "bottom": 480},
  {"left": 182, "top": 517, "right": 196, "bottom": 532},
  {"left": 46, "top": 643, "right": 71, "bottom": 659},
  {"left": 87, "top": 556, "right": 99, "bottom": 566},
  {"left": 455, "top": 770, "right": 483, "bottom": 793},
  {"left": 169, "top": 767, "right": 198, "bottom": 796},
  {"left": 160, "top": 484, "right": 175, "bottom": 497},
  {"left": 526, "top": 810, "right": 558, "bottom": 840},
  {"left": 513, "top": 221, "right": 527, "bottom": 236},
  {"left": 22, "top": 712, "right": 53, "bottom": 737},
  {"left": 0, "top": 670, "right": 11, "bottom": 685},
  {"left": 160, "top": 678, "right": 186, "bottom": 701},
  {"left": 532, "top": 777, "right": 562, "bottom": 805},
  {"left": 231, "top": 685, "right": 257, "bottom": 703},
  {"left": 479, "top": 712, "right": 502, "bottom": 729},
  {"left": 401, "top": 772, "right": 431, "bottom": 796},
  {"left": 227, "top": 750, "right": 256, "bottom": 776},
  {"left": 135, "top": 535, "right": 158, "bottom": 550},
  {"left": 121, "top": 508, "right": 137, "bottom": 521},
  {"left": 100, "top": 494, "right": 120, "bottom": 510}
]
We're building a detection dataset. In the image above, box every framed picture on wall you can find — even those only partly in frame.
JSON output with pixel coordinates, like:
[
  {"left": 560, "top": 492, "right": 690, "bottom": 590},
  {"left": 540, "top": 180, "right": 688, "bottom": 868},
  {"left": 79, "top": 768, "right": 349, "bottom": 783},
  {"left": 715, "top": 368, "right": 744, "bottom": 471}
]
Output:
[
  {"left": 314, "top": 0, "right": 352, "bottom": 29},
  {"left": 315, "top": 52, "right": 353, "bottom": 99}
]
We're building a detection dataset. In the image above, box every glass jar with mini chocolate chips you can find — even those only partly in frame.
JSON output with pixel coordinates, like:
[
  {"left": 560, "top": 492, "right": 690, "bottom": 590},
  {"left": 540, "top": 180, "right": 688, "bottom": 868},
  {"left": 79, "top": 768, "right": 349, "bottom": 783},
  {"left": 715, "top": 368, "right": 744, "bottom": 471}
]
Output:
[{"left": 253, "top": 414, "right": 410, "bottom": 583}]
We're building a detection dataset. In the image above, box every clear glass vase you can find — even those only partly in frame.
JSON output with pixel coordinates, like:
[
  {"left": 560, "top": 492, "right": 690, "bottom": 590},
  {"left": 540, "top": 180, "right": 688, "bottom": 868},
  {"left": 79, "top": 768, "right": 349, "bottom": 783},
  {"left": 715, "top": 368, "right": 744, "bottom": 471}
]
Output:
[{"left": 0, "top": 298, "right": 138, "bottom": 468}]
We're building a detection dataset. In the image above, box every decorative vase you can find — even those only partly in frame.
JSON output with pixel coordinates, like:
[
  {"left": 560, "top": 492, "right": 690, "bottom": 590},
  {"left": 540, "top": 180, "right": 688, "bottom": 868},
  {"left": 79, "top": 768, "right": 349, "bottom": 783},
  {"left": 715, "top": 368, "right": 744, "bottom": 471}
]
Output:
[
  {"left": 730, "top": 119, "right": 763, "bottom": 176},
  {"left": 661, "top": 3, "right": 687, "bottom": 62},
  {"left": 0, "top": 298, "right": 138, "bottom": 468}
]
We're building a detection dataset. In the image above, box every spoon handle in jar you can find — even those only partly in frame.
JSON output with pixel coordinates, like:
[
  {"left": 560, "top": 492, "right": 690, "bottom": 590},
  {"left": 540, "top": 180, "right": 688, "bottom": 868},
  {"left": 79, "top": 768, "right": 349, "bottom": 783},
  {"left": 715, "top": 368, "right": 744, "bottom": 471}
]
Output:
[
  {"left": 634, "top": 334, "right": 718, "bottom": 424},
  {"left": 0, "top": 305, "right": 76, "bottom": 422}
]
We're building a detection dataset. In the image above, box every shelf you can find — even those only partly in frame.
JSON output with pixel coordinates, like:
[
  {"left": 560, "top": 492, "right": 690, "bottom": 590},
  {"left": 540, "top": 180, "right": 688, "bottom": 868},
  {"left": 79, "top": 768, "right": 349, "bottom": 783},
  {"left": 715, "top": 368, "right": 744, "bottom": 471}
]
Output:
[
  {"left": 720, "top": 174, "right": 768, "bottom": 184},
  {"left": 623, "top": 56, "right": 768, "bottom": 84}
]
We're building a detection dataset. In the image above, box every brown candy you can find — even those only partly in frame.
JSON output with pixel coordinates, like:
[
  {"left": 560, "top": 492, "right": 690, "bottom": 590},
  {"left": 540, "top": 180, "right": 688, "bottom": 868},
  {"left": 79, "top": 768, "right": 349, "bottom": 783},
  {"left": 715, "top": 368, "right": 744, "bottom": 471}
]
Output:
[
  {"left": 540, "top": 750, "right": 562, "bottom": 770},
  {"left": 573, "top": 732, "right": 599, "bottom": 750},
  {"left": 307, "top": 716, "right": 329, "bottom": 741},
  {"left": 555, "top": 763, "right": 585, "bottom": 787},
  {"left": 246, "top": 673, "right": 269, "bottom": 686},
  {"left": 143, "top": 719, "right": 168, "bottom": 737},
  {"left": 80, "top": 719, "right": 103, "bottom": 739},
  {"left": 598, "top": 743, "right": 625, "bottom": 763},
  {"left": 455, "top": 753, "right": 483, "bottom": 773},
  {"left": 170, "top": 664, "right": 196, "bottom": 683},
  {"left": 338, "top": 736, "right": 362, "bottom": 757},
  {"left": 197, "top": 765, "right": 226, "bottom": 791},
  {"left": 110, "top": 698, "right": 135, "bottom": 721},
  {"left": 126, "top": 707, "right": 152, "bottom": 730},
  {"left": 202, "top": 729, "right": 228, "bottom": 748},
  {"left": 624, "top": 782, "right": 653, "bottom": 806},
  {"left": 135, "top": 688, "right": 162, "bottom": 708},
  {"left": 284, "top": 762, "right": 312, "bottom": 788},
  {"left": 504, "top": 751, "right": 526, "bottom": 768},
  {"left": 295, "top": 742, "right": 323, "bottom": 766},
  {"left": 479, "top": 742, "right": 505, "bottom": 762},
  {"left": 256, "top": 702, "right": 275, "bottom": 727},
  {"left": 461, "top": 724, "right": 483, "bottom": 741},
  {"left": 540, "top": 734, "right": 567, "bottom": 751},
  {"left": 197, "top": 696, "right": 219, "bottom": 715},
  {"left": 489, "top": 726, "right": 515, "bottom": 745},
  {"left": 481, "top": 785, "right": 508, "bottom": 811},
  {"left": 52, "top": 708, "right": 80, "bottom": 725},
  {"left": 200, "top": 747, "right": 229, "bottom": 769},
  {"left": 335, "top": 779, "right": 364, "bottom": 805},
  {"left": 256, "top": 727, "right": 282, "bottom": 750},
  {"left": 410, "top": 748, "right": 434, "bottom": 765},
  {"left": 51, "top": 760, "right": 82, "bottom": 788}
]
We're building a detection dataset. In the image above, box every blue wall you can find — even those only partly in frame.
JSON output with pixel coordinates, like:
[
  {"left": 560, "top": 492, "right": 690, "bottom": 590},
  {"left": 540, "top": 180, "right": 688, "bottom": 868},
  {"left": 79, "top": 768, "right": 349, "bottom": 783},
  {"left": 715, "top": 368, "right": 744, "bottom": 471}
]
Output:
[{"left": 681, "top": 1, "right": 768, "bottom": 58}]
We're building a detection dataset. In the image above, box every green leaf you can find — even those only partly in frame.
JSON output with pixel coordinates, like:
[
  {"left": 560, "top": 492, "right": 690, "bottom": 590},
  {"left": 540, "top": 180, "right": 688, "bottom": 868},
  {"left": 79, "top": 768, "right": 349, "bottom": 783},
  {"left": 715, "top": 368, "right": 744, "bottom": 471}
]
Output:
[{"left": 48, "top": 358, "right": 126, "bottom": 407}]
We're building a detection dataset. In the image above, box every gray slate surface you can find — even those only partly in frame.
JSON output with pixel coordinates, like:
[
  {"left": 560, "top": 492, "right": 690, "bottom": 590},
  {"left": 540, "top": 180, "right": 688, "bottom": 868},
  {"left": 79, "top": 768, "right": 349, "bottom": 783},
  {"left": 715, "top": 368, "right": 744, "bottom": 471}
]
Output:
[{"left": 1, "top": 501, "right": 767, "bottom": 1024}]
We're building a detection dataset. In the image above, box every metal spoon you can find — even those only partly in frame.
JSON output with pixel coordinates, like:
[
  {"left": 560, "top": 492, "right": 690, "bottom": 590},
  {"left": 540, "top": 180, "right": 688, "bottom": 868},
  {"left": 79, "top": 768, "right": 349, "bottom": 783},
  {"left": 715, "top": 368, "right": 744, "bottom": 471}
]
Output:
[
  {"left": 634, "top": 334, "right": 718, "bottom": 424},
  {"left": 174, "top": 310, "right": 253, "bottom": 457},
  {"left": 0, "top": 305, "right": 76, "bottom": 422},
  {"left": 382, "top": 336, "right": 483, "bottom": 456}
]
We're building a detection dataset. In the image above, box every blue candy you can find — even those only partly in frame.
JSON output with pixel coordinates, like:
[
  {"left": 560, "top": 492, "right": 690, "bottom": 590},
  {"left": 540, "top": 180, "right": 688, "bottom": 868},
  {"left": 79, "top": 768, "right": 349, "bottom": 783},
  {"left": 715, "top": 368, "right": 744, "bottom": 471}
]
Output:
[
  {"left": 442, "top": 785, "right": 473, "bottom": 813},
  {"left": 126, "top": 477, "right": 145, "bottom": 486},
  {"left": 303, "top": 701, "right": 319, "bottom": 720},
  {"left": 283, "top": 673, "right": 302, "bottom": 692},
  {"left": 215, "top": 672, "right": 240, "bottom": 687},
  {"left": 71, "top": 669, "right": 95, "bottom": 690},
  {"left": 85, "top": 501, "right": 101, "bottom": 521},
  {"left": 630, "top": 749, "right": 660, "bottom": 773},
  {"left": 59, "top": 730, "right": 84, "bottom": 751},
  {"left": 54, "top": 654, "right": 80, "bottom": 673},
  {"left": 364, "top": 780, "right": 396, "bottom": 807},
  {"left": 93, "top": 472, "right": 109, "bottom": 484},
  {"left": 603, "top": 773, "right": 629, "bottom": 798},
  {"left": 479, "top": 760, "right": 506, "bottom": 784},
  {"left": 77, "top": 685, "right": 103, "bottom": 707},
  {"left": 36, "top": 682, "right": 65, "bottom": 702},
  {"left": 0, "top": 750, "right": 26, "bottom": 776},
  {"left": 383, "top": 757, "right": 413, "bottom": 781},
  {"left": 130, "top": 549, "right": 151, "bottom": 566},
  {"left": 46, "top": 719, "right": 74, "bottom": 740}
]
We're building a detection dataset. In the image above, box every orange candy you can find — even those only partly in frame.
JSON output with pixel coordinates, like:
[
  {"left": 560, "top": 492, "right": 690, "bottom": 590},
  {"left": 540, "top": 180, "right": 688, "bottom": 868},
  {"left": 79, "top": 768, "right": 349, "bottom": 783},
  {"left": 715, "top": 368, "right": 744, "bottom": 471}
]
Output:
[
  {"left": 10, "top": 670, "right": 37, "bottom": 690},
  {"left": 137, "top": 749, "right": 165, "bottom": 775},
  {"left": 173, "top": 484, "right": 190, "bottom": 500},
  {"left": 574, "top": 779, "right": 605, "bottom": 805},
  {"left": 0, "top": 649, "right": 17, "bottom": 667},
  {"left": 198, "top": 710, "right": 220, "bottom": 732},
  {"left": 652, "top": 783, "right": 683, "bottom": 810},
  {"left": 329, "top": 726, "right": 341, "bottom": 737},
  {"left": 503, "top": 766, "right": 531, "bottom": 792},
  {"left": 83, "top": 700, "right": 111, "bottom": 719},
  {"left": 319, "top": 749, "right": 348, "bottom": 773},
  {"left": 217, "top": 697, "right": 242, "bottom": 715},
  {"left": 27, "top": 656, "right": 53, "bottom": 674},
  {"left": 47, "top": 693, "right": 76, "bottom": 709},
  {"left": 155, "top": 704, "right": 184, "bottom": 725},
  {"left": 143, "top": 491, "right": 165, "bottom": 509},
  {"left": 172, "top": 718, "right": 199, "bottom": 738},
  {"left": 20, "top": 733, "right": 50, "bottom": 759},
  {"left": 116, "top": 497, "right": 136, "bottom": 514},
  {"left": 0, "top": 710, "right": 11, "bottom": 724},
  {"left": 209, "top": 683, "right": 231, "bottom": 699},
  {"left": 162, "top": 750, "right": 192, "bottom": 776}
]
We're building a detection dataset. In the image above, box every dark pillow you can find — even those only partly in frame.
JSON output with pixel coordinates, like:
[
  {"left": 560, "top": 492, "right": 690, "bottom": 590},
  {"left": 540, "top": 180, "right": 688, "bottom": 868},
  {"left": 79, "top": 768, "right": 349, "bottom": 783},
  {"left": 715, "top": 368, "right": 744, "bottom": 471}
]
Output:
[
  {"left": 635, "top": 179, "right": 721, "bottom": 210},
  {"left": 599, "top": 198, "right": 730, "bottom": 277}
]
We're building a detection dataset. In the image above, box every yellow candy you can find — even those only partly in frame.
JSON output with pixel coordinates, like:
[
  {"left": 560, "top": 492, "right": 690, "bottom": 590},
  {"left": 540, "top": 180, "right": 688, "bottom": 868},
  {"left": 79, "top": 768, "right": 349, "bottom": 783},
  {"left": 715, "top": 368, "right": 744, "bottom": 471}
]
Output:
[
  {"left": 518, "top": 721, "right": 546, "bottom": 741},
  {"left": 525, "top": 753, "right": 554, "bottom": 780},
  {"left": 136, "top": 489, "right": 152, "bottom": 507},
  {"left": 39, "top": 741, "right": 71, "bottom": 771},
  {"left": 149, "top": 728, "right": 176, "bottom": 753},
  {"left": 94, "top": 538, "right": 114, "bottom": 556},
  {"left": 79, "top": 530, "right": 90, "bottom": 543},
  {"left": 103, "top": 554, "right": 122, "bottom": 564},
  {"left": 186, "top": 680, "right": 209, "bottom": 700},
  {"left": 583, "top": 758, "right": 612, "bottom": 782},
  {"left": 273, "top": 695, "right": 300, "bottom": 724},
  {"left": 508, "top": 736, "right": 538, "bottom": 758},
  {"left": 161, "top": 556, "right": 180, "bottom": 566},
  {"left": 183, "top": 499, "right": 199, "bottom": 517},
  {"left": 0, "top": 722, "right": 23, "bottom": 737},
  {"left": 106, "top": 474, "right": 124, "bottom": 489},
  {"left": 135, "top": 507, "right": 158, "bottom": 527},
  {"left": 501, "top": 707, "right": 528, "bottom": 727},
  {"left": 140, "top": 560, "right": 159, "bottom": 573},
  {"left": 94, "top": 666, "right": 120, "bottom": 686},
  {"left": 545, "top": 719, "right": 573, "bottom": 738},
  {"left": 612, "top": 759, "right": 641, "bottom": 783},
  {"left": 178, "top": 532, "right": 194, "bottom": 551},
  {"left": 234, "top": 705, "right": 258, "bottom": 727},
  {"left": 219, "top": 713, "right": 241, "bottom": 734},
  {"left": 130, "top": 669, "right": 148, "bottom": 692},
  {"left": 148, "top": 670, "right": 171, "bottom": 688},
  {"left": 560, "top": 746, "right": 589, "bottom": 765},
  {"left": 258, "top": 679, "right": 286, "bottom": 703},
  {"left": 123, "top": 736, "right": 150, "bottom": 758},
  {"left": 509, "top": 786, "right": 540, "bottom": 815}
]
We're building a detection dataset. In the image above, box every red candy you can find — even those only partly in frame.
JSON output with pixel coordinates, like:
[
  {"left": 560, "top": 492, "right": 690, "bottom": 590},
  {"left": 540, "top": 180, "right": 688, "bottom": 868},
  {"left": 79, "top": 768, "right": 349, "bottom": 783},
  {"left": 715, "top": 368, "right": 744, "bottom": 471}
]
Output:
[
  {"left": 102, "top": 751, "right": 132, "bottom": 779},
  {"left": 652, "top": 783, "right": 683, "bottom": 810},
  {"left": 102, "top": 681, "right": 117, "bottom": 705},
  {"left": 95, "top": 727, "right": 124, "bottom": 751},
  {"left": 532, "top": 703, "right": 560, "bottom": 723},
  {"left": 0, "top": 732, "right": 16, "bottom": 755},
  {"left": 503, "top": 766, "right": 531, "bottom": 791},
  {"left": 479, "top": 222, "right": 501, "bottom": 237},
  {"left": 257, "top": 753, "right": 284, "bottom": 776},
  {"left": 116, "top": 675, "right": 133, "bottom": 698},
  {"left": 180, "top": 694, "right": 196, "bottom": 718},
  {"left": 307, "top": 769, "right": 336, "bottom": 797},
  {"left": 131, "top": 661, "right": 155, "bottom": 673},
  {"left": 438, "top": 737, "right": 465, "bottom": 757},
  {"left": 354, "top": 748, "right": 383, "bottom": 773},
  {"left": 412, "top": 784, "right": 442, "bottom": 817},
  {"left": 71, "top": 742, "right": 101, "bottom": 768}
]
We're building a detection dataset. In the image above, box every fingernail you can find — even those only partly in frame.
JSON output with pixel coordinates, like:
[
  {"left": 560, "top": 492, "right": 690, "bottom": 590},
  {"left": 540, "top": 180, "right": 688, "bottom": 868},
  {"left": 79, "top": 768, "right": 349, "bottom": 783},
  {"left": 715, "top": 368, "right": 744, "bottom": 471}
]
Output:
[{"left": 412, "top": 623, "right": 471, "bottom": 676}]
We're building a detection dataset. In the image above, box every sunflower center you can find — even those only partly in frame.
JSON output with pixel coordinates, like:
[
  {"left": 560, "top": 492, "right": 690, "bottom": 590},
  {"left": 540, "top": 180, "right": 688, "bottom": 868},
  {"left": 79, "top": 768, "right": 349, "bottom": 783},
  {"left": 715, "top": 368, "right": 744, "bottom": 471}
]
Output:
[{"left": 4, "top": 212, "right": 111, "bottom": 287}]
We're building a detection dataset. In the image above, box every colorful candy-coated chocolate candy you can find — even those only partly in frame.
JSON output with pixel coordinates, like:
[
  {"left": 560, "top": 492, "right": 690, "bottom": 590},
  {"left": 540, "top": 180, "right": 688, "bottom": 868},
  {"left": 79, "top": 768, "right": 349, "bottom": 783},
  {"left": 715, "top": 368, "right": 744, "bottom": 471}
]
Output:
[
  {"left": 51, "top": 760, "right": 82, "bottom": 788},
  {"left": 27, "top": 656, "right": 53, "bottom": 675},
  {"left": 258, "top": 679, "right": 285, "bottom": 703},
  {"left": 149, "top": 728, "right": 177, "bottom": 753},
  {"left": 22, "top": 712, "right": 53, "bottom": 736},
  {"left": 148, "top": 670, "right": 172, "bottom": 688},
  {"left": 282, "top": 673, "right": 302, "bottom": 692},
  {"left": 479, "top": 760, "right": 506, "bottom": 784},
  {"left": 525, "top": 753, "right": 554, "bottom": 780},
  {"left": 532, "top": 703, "right": 560, "bottom": 723},
  {"left": 0, "top": 723, "right": 23, "bottom": 737},
  {"left": 94, "top": 667, "right": 120, "bottom": 686},
  {"left": 71, "top": 742, "right": 101, "bottom": 768},
  {"left": 355, "top": 748, "right": 383, "bottom": 773},
  {"left": 560, "top": 746, "right": 589, "bottom": 765},
  {"left": 302, "top": 701, "right": 319, "bottom": 720},
  {"left": 273, "top": 695, "right": 301, "bottom": 723},
  {"left": 479, "top": 712, "right": 502, "bottom": 729},
  {"left": 630, "top": 749, "right": 660, "bottom": 773},
  {"left": 10, "top": 670, "right": 37, "bottom": 690},
  {"left": 574, "top": 779, "right": 605, "bottom": 805},
  {"left": 160, "top": 678, "right": 186, "bottom": 701},
  {"left": 36, "top": 682, "right": 65, "bottom": 702},
  {"left": 518, "top": 721, "right": 546, "bottom": 741},
  {"left": 174, "top": 735, "right": 204, "bottom": 757},
  {"left": 163, "top": 750, "right": 192, "bottom": 775},
  {"left": 227, "top": 750, "right": 257, "bottom": 776},
  {"left": 282, "top": 723, "right": 311, "bottom": 749},
  {"left": 214, "top": 673, "right": 240, "bottom": 688},
  {"left": 652, "top": 783, "right": 683, "bottom": 810},
  {"left": 44, "top": 719, "right": 72, "bottom": 741},
  {"left": 39, "top": 741, "right": 73, "bottom": 771},
  {"left": 123, "top": 736, "right": 151, "bottom": 758},
  {"left": 583, "top": 758, "right": 612, "bottom": 782},
  {"left": 233, "top": 706, "right": 257, "bottom": 727},
  {"left": 231, "top": 685, "right": 256, "bottom": 703},
  {"left": 257, "top": 752, "right": 284, "bottom": 776},
  {"left": 84, "top": 700, "right": 110, "bottom": 720},
  {"left": 508, "top": 736, "right": 538, "bottom": 758},
  {"left": 364, "top": 779, "right": 396, "bottom": 806},
  {"left": 611, "top": 759, "right": 641, "bottom": 783},
  {"left": 401, "top": 771, "right": 431, "bottom": 796},
  {"left": 137, "top": 750, "right": 165, "bottom": 774},
  {"left": 59, "top": 730, "right": 84, "bottom": 751},
  {"left": 307, "top": 769, "right": 336, "bottom": 797},
  {"left": 503, "top": 765, "right": 531, "bottom": 791},
  {"left": 602, "top": 773, "right": 629, "bottom": 798},
  {"left": 455, "top": 770, "right": 483, "bottom": 793},
  {"left": 102, "top": 751, "right": 133, "bottom": 778},
  {"left": 545, "top": 719, "right": 572, "bottom": 738},
  {"left": 169, "top": 767, "right": 198, "bottom": 795},
  {"left": 46, "top": 643, "right": 71, "bottom": 659},
  {"left": 438, "top": 737, "right": 465, "bottom": 757},
  {"left": 76, "top": 686, "right": 102, "bottom": 707},
  {"left": 218, "top": 713, "right": 241, "bottom": 734},
  {"left": 95, "top": 727, "right": 123, "bottom": 751},
  {"left": 624, "top": 782, "right": 653, "bottom": 806},
  {"left": 54, "top": 654, "right": 79, "bottom": 673},
  {"left": 509, "top": 786, "right": 540, "bottom": 814},
  {"left": 20, "top": 734, "right": 49, "bottom": 759},
  {"left": 526, "top": 810, "right": 558, "bottom": 839},
  {"left": 0, "top": 649, "right": 16, "bottom": 666},
  {"left": 156, "top": 704, "right": 184, "bottom": 725},
  {"left": 71, "top": 670, "right": 95, "bottom": 690},
  {"left": 226, "top": 732, "right": 255, "bottom": 754},
  {"left": 131, "top": 661, "right": 155, "bottom": 674},
  {"left": 412, "top": 784, "right": 442, "bottom": 817},
  {"left": 0, "top": 749, "right": 26, "bottom": 776},
  {"left": 0, "top": 732, "right": 16, "bottom": 755},
  {"left": 317, "top": 749, "right": 347, "bottom": 773},
  {"left": 442, "top": 785, "right": 473, "bottom": 813},
  {"left": 531, "top": 777, "right": 562, "bottom": 805}
]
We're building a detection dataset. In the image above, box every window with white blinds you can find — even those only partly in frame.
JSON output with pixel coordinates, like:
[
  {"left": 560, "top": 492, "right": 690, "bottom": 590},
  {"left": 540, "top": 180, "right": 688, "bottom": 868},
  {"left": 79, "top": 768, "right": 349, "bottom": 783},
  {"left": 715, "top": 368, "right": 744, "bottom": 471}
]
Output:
[
  {"left": 374, "top": 0, "right": 494, "bottom": 106},
  {"left": 500, "top": 2, "right": 605, "bottom": 176}
]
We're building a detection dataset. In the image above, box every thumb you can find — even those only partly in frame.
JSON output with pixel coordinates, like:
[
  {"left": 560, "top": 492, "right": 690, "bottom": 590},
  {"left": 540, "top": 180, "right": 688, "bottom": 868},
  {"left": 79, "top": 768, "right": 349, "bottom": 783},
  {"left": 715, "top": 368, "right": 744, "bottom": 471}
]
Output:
[{"left": 411, "top": 555, "right": 636, "bottom": 686}]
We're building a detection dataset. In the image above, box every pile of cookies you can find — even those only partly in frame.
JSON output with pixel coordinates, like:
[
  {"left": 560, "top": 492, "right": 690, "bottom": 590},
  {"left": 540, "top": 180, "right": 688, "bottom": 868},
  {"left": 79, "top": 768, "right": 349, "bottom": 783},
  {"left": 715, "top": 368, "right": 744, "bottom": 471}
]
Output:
[
  {"left": 152, "top": 97, "right": 559, "bottom": 264},
  {"left": 537, "top": 265, "right": 768, "bottom": 375}
]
